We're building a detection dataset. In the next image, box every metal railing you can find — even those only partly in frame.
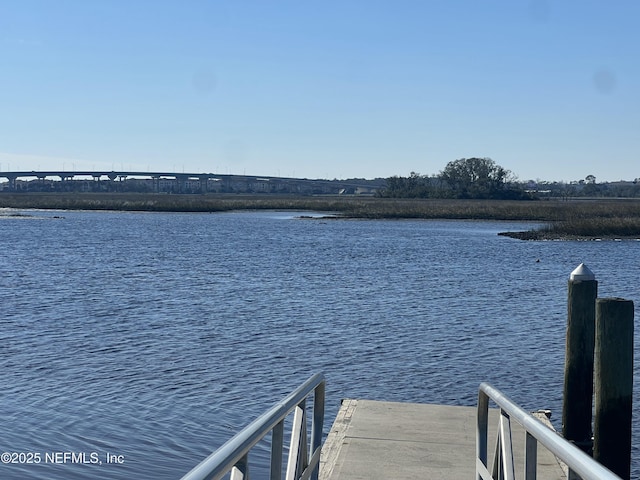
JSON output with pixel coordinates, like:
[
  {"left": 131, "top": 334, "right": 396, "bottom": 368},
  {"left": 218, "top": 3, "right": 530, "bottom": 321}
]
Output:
[
  {"left": 182, "top": 373, "right": 325, "bottom": 480},
  {"left": 477, "top": 382, "right": 621, "bottom": 480}
]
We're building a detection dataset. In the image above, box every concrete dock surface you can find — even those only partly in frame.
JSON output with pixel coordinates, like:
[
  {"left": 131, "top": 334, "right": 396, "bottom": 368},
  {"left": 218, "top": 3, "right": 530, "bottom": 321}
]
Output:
[{"left": 320, "top": 399, "right": 566, "bottom": 480}]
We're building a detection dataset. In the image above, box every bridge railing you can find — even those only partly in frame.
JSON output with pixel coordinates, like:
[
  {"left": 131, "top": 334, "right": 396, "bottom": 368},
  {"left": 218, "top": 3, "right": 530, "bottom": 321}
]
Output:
[
  {"left": 181, "top": 373, "right": 325, "bottom": 480},
  {"left": 477, "top": 382, "right": 620, "bottom": 480}
]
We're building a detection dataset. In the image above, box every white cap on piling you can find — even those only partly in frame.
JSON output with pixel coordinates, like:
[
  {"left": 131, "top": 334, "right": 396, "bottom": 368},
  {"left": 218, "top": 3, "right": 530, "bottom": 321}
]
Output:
[{"left": 570, "top": 263, "right": 596, "bottom": 281}]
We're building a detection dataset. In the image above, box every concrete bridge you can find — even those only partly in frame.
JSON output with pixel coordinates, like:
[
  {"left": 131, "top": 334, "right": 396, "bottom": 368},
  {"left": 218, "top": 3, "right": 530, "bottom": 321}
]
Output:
[
  {"left": 0, "top": 170, "right": 249, "bottom": 191},
  {"left": 0, "top": 170, "right": 383, "bottom": 194}
]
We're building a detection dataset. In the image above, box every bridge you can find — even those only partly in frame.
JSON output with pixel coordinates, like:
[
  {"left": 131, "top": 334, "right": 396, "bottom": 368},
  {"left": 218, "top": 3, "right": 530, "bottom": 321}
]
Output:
[{"left": 0, "top": 170, "right": 383, "bottom": 194}]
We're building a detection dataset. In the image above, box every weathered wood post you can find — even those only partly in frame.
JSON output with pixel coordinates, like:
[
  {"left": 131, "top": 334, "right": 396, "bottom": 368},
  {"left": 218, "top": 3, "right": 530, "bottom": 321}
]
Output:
[
  {"left": 562, "top": 263, "right": 597, "bottom": 453},
  {"left": 593, "top": 297, "right": 634, "bottom": 480}
]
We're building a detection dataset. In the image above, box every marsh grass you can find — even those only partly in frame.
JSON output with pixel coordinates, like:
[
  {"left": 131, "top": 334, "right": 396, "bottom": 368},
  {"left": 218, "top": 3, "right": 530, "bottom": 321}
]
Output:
[
  {"left": 0, "top": 194, "right": 572, "bottom": 218},
  {"left": 538, "top": 216, "right": 640, "bottom": 239},
  {"left": 2, "top": 193, "right": 640, "bottom": 238},
  {"left": 496, "top": 200, "right": 640, "bottom": 239}
]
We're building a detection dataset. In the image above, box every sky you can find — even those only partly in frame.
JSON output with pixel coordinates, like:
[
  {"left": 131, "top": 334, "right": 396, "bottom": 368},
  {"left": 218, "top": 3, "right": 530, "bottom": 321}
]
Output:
[{"left": 1, "top": 1, "right": 639, "bottom": 183}]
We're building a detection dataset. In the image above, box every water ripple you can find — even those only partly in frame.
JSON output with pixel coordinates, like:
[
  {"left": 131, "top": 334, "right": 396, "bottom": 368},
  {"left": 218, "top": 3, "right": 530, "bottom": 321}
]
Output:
[{"left": 2, "top": 212, "right": 640, "bottom": 478}]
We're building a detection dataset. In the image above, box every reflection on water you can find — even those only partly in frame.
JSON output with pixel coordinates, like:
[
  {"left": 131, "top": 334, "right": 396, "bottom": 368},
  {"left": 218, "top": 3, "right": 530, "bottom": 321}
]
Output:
[{"left": 1, "top": 210, "right": 639, "bottom": 478}]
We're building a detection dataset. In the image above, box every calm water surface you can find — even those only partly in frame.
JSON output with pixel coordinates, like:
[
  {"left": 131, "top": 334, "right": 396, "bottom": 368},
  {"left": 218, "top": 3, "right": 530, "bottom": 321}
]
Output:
[{"left": 2, "top": 209, "right": 640, "bottom": 478}]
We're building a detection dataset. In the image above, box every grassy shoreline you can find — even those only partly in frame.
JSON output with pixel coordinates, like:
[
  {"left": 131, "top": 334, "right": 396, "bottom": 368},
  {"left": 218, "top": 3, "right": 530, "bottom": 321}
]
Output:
[{"left": 3, "top": 192, "right": 640, "bottom": 239}]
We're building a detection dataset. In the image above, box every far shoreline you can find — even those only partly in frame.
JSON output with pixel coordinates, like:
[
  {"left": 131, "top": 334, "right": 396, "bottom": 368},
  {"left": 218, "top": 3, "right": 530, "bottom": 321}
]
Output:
[
  {"left": 497, "top": 231, "right": 640, "bottom": 241},
  {"left": 2, "top": 192, "right": 640, "bottom": 240}
]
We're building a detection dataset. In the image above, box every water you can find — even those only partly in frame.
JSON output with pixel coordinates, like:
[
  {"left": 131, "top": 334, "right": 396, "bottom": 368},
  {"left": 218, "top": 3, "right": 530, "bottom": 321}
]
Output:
[{"left": 2, "top": 209, "right": 640, "bottom": 478}]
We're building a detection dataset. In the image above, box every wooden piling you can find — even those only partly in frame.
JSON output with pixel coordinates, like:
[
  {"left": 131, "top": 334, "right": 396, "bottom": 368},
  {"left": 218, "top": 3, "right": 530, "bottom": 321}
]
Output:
[
  {"left": 562, "top": 263, "right": 597, "bottom": 452},
  {"left": 593, "top": 297, "right": 634, "bottom": 480}
]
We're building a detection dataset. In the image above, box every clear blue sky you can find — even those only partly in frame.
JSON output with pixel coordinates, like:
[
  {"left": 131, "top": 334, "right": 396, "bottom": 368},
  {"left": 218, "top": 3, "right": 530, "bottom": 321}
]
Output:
[{"left": 1, "top": 1, "right": 638, "bottom": 182}]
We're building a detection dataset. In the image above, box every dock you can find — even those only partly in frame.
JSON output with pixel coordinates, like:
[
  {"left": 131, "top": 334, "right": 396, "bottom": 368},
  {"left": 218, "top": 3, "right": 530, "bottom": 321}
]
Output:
[{"left": 320, "top": 399, "right": 566, "bottom": 480}]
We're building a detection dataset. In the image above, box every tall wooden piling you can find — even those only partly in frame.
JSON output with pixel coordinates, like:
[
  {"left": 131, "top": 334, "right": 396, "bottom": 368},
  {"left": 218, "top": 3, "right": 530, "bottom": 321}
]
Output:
[
  {"left": 593, "top": 297, "right": 634, "bottom": 480},
  {"left": 562, "top": 263, "right": 597, "bottom": 451}
]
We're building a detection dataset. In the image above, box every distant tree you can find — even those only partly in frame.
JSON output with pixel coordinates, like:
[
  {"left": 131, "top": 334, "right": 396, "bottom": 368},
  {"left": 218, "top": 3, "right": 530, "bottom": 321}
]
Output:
[
  {"left": 377, "top": 172, "right": 436, "bottom": 198},
  {"left": 379, "top": 158, "right": 530, "bottom": 199},
  {"left": 585, "top": 174, "right": 596, "bottom": 184},
  {"left": 439, "top": 157, "right": 515, "bottom": 199}
]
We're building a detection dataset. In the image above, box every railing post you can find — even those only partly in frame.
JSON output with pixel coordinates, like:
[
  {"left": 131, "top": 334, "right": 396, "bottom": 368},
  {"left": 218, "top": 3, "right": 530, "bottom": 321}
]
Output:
[
  {"left": 495, "top": 411, "right": 515, "bottom": 480},
  {"left": 270, "top": 420, "right": 284, "bottom": 480},
  {"left": 477, "top": 387, "right": 489, "bottom": 480},
  {"left": 524, "top": 432, "right": 537, "bottom": 480},
  {"left": 593, "top": 298, "right": 634, "bottom": 480},
  {"left": 231, "top": 453, "right": 249, "bottom": 480},
  {"left": 286, "top": 400, "right": 307, "bottom": 480},
  {"left": 562, "top": 263, "right": 597, "bottom": 453},
  {"left": 310, "top": 381, "right": 325, "bottom": 480}
]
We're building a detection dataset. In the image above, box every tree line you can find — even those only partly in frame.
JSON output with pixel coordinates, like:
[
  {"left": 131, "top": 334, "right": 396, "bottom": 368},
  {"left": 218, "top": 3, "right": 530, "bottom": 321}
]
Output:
[{"left": 377, "top": 157, "right": 640, "bottom": 199}]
